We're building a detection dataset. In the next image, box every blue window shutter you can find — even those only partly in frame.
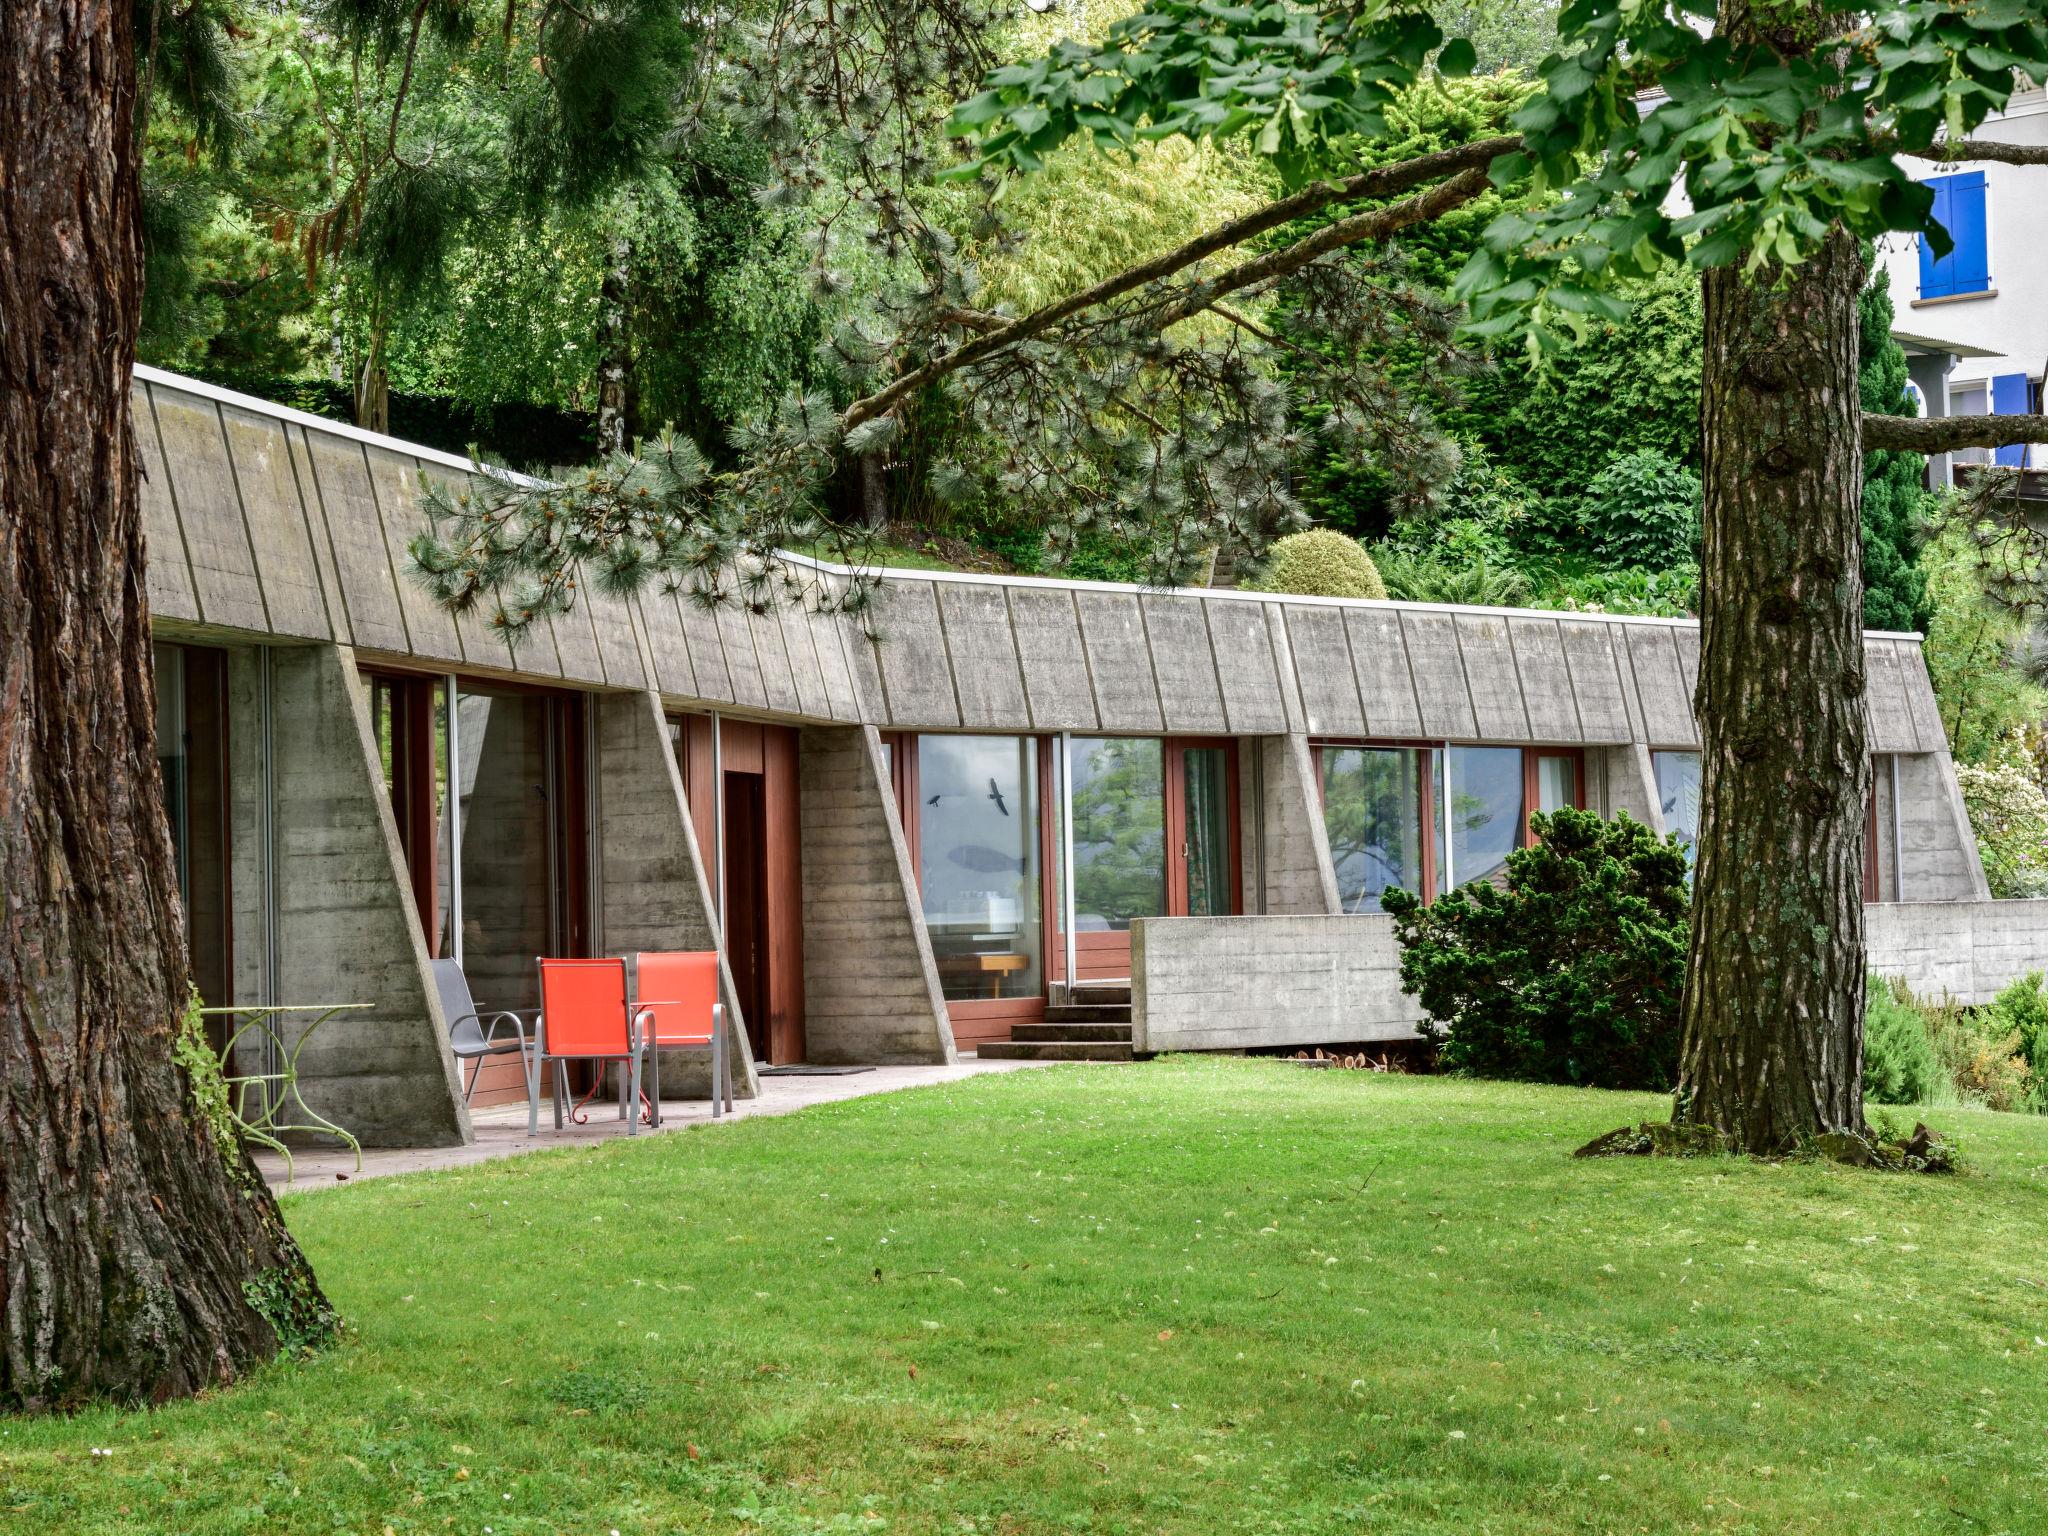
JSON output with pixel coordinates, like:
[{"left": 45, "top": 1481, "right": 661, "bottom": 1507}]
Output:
[
  {"left": 1919, "top": 177, "right": 1951, "bottom": 298},
  {"left": 1950, "top": 172, "right": 1990, "bottom": 293},
  {"left": 1918, "top": 172, "right": 1990, "bottom": 299},
  {"left": 1992, "top": 373, "right": 2030, "bottom": 467}
]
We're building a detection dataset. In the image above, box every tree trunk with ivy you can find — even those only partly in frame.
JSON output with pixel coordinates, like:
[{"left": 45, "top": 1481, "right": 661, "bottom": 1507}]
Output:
[
  {"left": 1, "top": 0, "right": 330, "bottom": 1411},
  {"left": 1674, "top": 2, "right": 1872, "bottom": 1152}
]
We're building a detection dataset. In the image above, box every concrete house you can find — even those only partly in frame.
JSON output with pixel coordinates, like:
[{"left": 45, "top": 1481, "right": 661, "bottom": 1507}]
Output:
[{"left": 136, "top": 366, "right": 2032, "bottom": 1149}]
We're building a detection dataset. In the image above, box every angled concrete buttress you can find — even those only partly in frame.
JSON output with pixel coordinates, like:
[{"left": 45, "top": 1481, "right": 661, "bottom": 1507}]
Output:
[
  {"left": 239, "top": 643, "right": 470, "bottom": 1148},
  {"left": 593, "top": 690, "right": 761, "bottom": 1098},
  {"left": 1245, "top": 735, "right": 1343, "bottom": 914},
  {"left": 798, "top": 724, "right": 956, "bottom": 1064}
]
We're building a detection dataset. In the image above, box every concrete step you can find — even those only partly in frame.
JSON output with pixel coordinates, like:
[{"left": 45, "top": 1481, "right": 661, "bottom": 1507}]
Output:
[
  {"left": 1056, "top": 983, "right": 1132, "bottom": 1007},
  {"left": 1012, "top": 1021, "right": 1133, "bottom": 1043},
  {"left": 976, "top": 1041, "right": 1134, "bottom": 1063},
  {"left": 1042, "top": 1003, "right": 1132, "bottom": 1026}
]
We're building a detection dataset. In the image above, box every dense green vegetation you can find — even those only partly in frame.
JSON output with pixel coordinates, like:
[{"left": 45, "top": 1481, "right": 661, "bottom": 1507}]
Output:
[
  {"left": 8, "top": 1059, "right": 2048, "bottom": 1533},
  {"left": 1866, "top": 971, "right": 2048, "bottom": 1115},
  {"left": 1385, "top": 810, "right": 1689, "bottom": 1091}
]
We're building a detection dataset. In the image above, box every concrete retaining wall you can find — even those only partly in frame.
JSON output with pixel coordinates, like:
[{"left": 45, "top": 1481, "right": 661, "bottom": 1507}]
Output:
[
  {"left": 1136, "top": 897, "right": 2048, "bottom": 1052},
  {"left": 1866, "top": 899, "right": 2048, "bottom": 1003},
  {"left": 1131, "top": 914, "right": 1423, "bottom": 1053}
]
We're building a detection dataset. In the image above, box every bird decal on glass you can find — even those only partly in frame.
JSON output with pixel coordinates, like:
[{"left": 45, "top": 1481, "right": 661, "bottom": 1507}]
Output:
[{"left": 988, "top": 777, "right": 1009, "bottom": 816}]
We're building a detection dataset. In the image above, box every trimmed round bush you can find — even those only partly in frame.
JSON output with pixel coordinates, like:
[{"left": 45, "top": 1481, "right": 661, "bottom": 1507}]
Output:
[{"left": 1256, "top": 528, "right": 1387, "bottom": 599}]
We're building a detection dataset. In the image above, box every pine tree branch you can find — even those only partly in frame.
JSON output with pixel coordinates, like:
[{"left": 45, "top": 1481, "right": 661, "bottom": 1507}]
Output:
[
  {"left": 1866, "top": 412, "right": 2048, "bottom": 455},
  {"left": 1878, "top": 134, "right": 2048, "bottom": 168},
  {"left": 839, "top": 135, "right": 1518, "bottom": 431}
]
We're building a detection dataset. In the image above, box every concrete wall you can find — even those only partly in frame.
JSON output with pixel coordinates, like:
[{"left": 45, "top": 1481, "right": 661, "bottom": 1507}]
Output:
[
  {"left": 1895, "top": 750, "right": 1991, "bottom": 901},
  {"left": 796, "top": 725, "right": 955, "bottom": 1063},
  {"left": 1596, "top": 744, "right": 1661, "bottom": 829},
  {"left": 231, "top": 643, "right": 469, "bottom": 1148},
  {"left": 1132, "top": 914, "right": 1423, "bottom": 1053},
  {"left": 1867, "top": 899, "right": 2048, "bottom": 1003},
  {"left": 1242, "top": 735, "right": 1341, "bottom": 914},
  {"left": 593, "top": 691, "right": 759, "bottom": 1098}
]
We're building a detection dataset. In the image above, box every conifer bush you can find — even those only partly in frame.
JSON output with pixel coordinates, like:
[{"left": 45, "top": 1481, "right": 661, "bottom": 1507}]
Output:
[
  {"left": 1382, "top": 809, "right": 1689, "bottom": 1090},
  {"left": 1253, "top": 528, "right": 1388, "bottom": 600}
]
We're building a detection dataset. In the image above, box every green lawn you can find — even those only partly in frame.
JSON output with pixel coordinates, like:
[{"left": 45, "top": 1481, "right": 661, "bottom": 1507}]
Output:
[{"left": 8, "top": 1058, "right": 2048, "bottom": 1534}]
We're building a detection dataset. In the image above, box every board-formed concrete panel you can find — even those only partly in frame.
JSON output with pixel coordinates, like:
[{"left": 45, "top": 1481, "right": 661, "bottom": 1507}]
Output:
[
  {"left": 748, "top": 602, "right": 803, "bottom": 715},
  {"left": 1559, "top": 620, "right": 1630, "bottom": 742},
  {"left": 1899, "top": 639, "right": 1945, "bottom": 750},
  {"left": 1454, "top": 612, "right": 1530, "bottom": 741},
  {"left": 362, "top": 444, "right": 468, "bottom": 668},
  {"left": 149, "top": 388, "right": 270, "bottom": 632},
  {"left": 290, "top": 426, "right": 414, "bottom": 655},
  {"left": 675, "top": 596, "right": 734, "bottom": 703},
  {"left": 134, "top": 388, "right": 201, "bottom": 624},
  {"left": 1077, "top": 589, "right": 1164, "bottom": 732},
  {"left": 1346, "top": 606, "right": 1422, "bottom": 737},
  {"left": 1206, "top": 599, "right": 1289, "bottom": 733},
  {"left": 808, "top": 606, "right": 863, "bottom": 721},
  {"left": 1398, "top": 609, "right": 1478, "bottom": 740},
  {"left": 1283, "top": 604, "right": 1366, "bottom": 737},
  {"left": 717, "top": 602, "right": 769, "bottom": 710},
  {"left": 870, "top": 579, "right": 960, "bottom": 727},
  {"left": 218, "top": 402, "right": 333, "bottom": 641},
  {"left": 1625, "top": 624, "right": 1695, "bottom": 747},
  {"left": 935, "top": 580, "right": 1031, "bottom": 729},
  {"left": 1864, "top": 639, "right": 1918, "bottom": 753},
  {"left": 639, "top": 592, "right": 700, "bottom": 699},
  {"left": 1508, "top": 616, "right": 1580, "bottom": 743},
  {"left": 1008, "top": 584, "right": 1098, "bottom": 731},
  {"left": 1141, "top": 594, "right": 1228, "bottom": 733},
  {"left": 776, "top": 601, "right": 831, "bottom": 719}
]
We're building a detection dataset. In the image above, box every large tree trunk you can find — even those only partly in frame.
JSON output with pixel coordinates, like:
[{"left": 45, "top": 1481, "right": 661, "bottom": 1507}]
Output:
[
  {"left": 1, "top": 0, "right": 329, "bottom": 1410},
  {"left": 596, "top": 232, "right": 634, "bottom": 456},
  {"left": 1675, "top": 140, "right": 1872, "bottom": 1146}
]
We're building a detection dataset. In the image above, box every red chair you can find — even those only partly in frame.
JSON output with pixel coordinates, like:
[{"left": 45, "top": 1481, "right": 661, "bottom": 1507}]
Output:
[
  {"left": 533, "top": 957, "right": 653, "bottom": 1137},
  {"left": 632, "top": 951, "right": 730, "bottom": 1123}
]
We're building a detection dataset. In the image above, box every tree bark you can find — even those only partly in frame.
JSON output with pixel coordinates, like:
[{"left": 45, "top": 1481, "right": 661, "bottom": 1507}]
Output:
[
  {"left": 1, "top": 0, "right": 329, "bottom": 1409},
  {"left": 596, "top": 232, "right": 633, "bottom": 456},
  {"left": 1676, "top": 9, "right": 1872, "bottom": 1152}
]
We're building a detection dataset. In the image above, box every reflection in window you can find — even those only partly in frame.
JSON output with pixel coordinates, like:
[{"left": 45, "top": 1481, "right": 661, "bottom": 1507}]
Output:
[
  {"left": 1654, "top": 750, "right": 1702, "bottom": 869},
  {"left": 456, "top": 687, "right": 556, "bottom": 1012},
  {"left": 1322, "top": 746, "right": 1430, "bottom": 912},
  {"left": 918, "top": 736, "right": 1043, "bottom": 1002},
  {"left": 1448, "top": 746, "right": 1523, "bottom": 888},
  {"left": 1069, "top": 737, "right": 1165, "bottom": 931}
]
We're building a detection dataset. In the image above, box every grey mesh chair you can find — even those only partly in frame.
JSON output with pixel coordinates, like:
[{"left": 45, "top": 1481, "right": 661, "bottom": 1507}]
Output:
[{"left": 432, "top": 958, "right": 540, "bottom": 1104}]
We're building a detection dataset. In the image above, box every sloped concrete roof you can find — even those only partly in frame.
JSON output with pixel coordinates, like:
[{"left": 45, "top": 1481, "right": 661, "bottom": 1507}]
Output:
[{"left": 134, "top": 364, "right": 1942, "bottom": 752}]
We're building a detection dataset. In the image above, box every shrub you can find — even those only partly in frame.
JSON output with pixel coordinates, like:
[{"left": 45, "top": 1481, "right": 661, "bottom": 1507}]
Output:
[
  {"left": 1925, "top": 1004, "right": 2035, "bottom": 1113},
  {"left": 1382, "top": 809, "right": 1689, "bottom": 1090},
  {"left": 1862, "top": 975, "right": 1943, "bottom": 1107},
  {"left": 1957, "top": 763, "right": 2048, "bottom": 898},
  {"left": 1254, "top": 528, "right": 1388, "bottom": 599},
  {"left": 1982, "top": 971, "right": 2048, "bottom": 1108},
  {"left": 1579, "top": 450, "right": 1702, "bottom": 570}
]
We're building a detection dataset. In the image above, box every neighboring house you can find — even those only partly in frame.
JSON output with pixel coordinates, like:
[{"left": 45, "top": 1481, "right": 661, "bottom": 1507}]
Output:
[
  {"left": 1876, "top": 85, "right": 2048, "bottom": 486},
  {"left": 135, "top": 366, "right": 2028, "bottom": 1145}
]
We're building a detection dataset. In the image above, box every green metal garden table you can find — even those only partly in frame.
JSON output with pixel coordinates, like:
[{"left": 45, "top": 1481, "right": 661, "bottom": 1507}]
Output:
[{"left": 198, "top": 1003, "right": 369, "bottom": 1185}]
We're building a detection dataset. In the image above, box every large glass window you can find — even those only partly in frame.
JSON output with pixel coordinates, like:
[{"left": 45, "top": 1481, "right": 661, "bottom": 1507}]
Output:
[
  {"left": 1654, "top": 750, "right": 1702, "bottom": 868},
  {"left": 1447, "top": 746, "right": 1523, "bottom": 889},
  {"left": 917, "top": 735, "right": 1043, "bottom": 1002},
  {"left": 1535, "top": 754, "right": 1579, "bottom": 816},
  {"left": 1181, "top": 746, "right": 1235, "bottom": 917},
  {"left": 1321, "top": 746, "right": 1432, "bottom": 913},
  {"left": 1069, "top": 737, "right": 1166, "bottom": 933}
]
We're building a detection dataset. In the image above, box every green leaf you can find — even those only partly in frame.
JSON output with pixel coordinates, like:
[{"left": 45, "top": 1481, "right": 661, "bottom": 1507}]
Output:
[{"left": 1437, "top": 38, "right": 1477, "bottom": 78}]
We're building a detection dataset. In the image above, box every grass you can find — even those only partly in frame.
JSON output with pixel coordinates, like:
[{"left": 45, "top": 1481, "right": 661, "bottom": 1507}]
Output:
[{"left": 6, "top": 1057, "right": 2048, "bottom": 1534}]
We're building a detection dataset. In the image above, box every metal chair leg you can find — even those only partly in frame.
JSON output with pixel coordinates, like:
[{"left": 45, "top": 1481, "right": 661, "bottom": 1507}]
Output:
[{"left": 626, "top": 1046, "right": 644, "bottom": 1136}]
